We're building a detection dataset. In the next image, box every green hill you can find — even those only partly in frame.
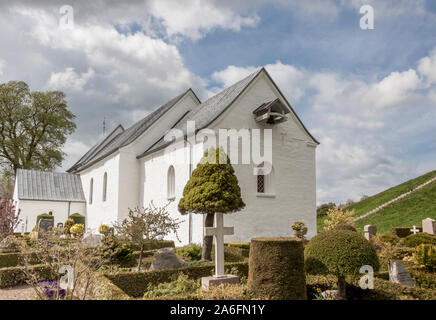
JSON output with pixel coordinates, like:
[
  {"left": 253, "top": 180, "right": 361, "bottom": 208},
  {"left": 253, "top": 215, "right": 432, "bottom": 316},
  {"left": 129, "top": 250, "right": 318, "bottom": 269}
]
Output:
[{"left": 318, "top": 170, "right": 436, "bottom": 233}]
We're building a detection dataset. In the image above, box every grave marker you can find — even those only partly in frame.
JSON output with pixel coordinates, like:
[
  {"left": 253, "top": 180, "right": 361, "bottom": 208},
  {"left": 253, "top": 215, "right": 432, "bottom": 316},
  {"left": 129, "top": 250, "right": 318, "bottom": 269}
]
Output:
[{"left": 422, "top": 218, "right": 435, "bottom": 236}]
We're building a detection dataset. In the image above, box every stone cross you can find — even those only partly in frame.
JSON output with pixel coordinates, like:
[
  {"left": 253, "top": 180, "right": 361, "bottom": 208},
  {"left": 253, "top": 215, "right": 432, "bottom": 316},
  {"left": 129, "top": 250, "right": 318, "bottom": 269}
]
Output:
[
  {"left": 205, "top": 212, "right": 234, "bottom": 277},
  {"left": 364, "top": 225, "right": 377, "bottom": 240},
  {"left": 422, "top": 218, "right": 435, "bottom": 236},
  {"left": 410, "top": 225, "right": 420, "bottom": 235}
]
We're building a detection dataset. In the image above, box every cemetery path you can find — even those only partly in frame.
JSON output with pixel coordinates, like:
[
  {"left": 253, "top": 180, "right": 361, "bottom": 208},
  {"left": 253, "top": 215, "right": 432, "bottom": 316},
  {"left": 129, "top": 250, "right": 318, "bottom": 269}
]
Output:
[{"left": 0, "top": 284, "right": 35, "bottom": 300}]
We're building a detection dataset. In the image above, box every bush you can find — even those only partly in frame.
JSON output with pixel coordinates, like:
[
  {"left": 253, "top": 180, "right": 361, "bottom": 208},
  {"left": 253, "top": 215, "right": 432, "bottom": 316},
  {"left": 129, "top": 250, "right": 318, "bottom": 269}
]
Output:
[
  {"left": 248, "top": 237, "right": 306, "bottom": 300},
  {"left": 316, "top": 203, "right": 336, "bottom": 218},
  {"left": 333, "top": 224, "right": 357, "bottom": 232},
  {"left": 70, "top": 224, "right": 85, "bottom": 238},
  {"left": 377, "top": 233, "right": 400, "bottom": 245},
  {"left": 0, "top": 252, "right": 40, "bottom": 268},
  {"left": 413, "top": 244, "right": 436, "bottom": 271},
  {"left": 227, "top": 243, "right": 250, "bottom": 250},
  {"left": 0, "top": 235, "right": 21, "bottom": 253},
  {"left": 403, "top": 233, "right": 436, "bottom": 248},
  {"left": 101, "top": 235, "right": 136, "bottom": 268},
  {"left": 144, "top": 274, "right": 200, "bottom": 298},
  {"left": 197, "top": 283, "right": 250, "bottom": 300},
  {"left": 410, "top": 268, "right": 436, "bottom": 289},
  {"left": 176, "top": 244, "right": 202, "bottom": 261},
  {"left": 104, "top": 261, "right": 248, "bottom": 297},
  {"left": 69, "top": 213, "right": 85, "bottom": 226},
  {"left": 123, "top": 239, "right": 175, "bottom": 251},
  {"left": 63, "top": 218, "right": 75, "bottom": 236},
  {"left": 392, "top": 227, "right": 422, "bottom": 238},
  {"left": 323, "top": 207, "right": 355, "bottom": 231},
  {"left": 98, "top": 224, "right": 110, "bottom": 236},
  {"left": 211, "top": 245, "right": 248, "bottom": 262},
  {"left": 305, "top": 230, "right": 379, "bottom": 299},
  {"left": 0, "top": 264, "right": 54, "bottom": 288},
  {"left": 291, "top": 221, "right": 308, "bottom": 239}
]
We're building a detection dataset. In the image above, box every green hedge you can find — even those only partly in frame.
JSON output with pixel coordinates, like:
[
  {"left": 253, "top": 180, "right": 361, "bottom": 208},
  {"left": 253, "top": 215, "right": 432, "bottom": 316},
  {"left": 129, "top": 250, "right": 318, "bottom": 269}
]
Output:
[
  {"left": 104, "top": 262, "right": 248, "bottom": 297},
  {"left": 392, "top": 227, "right": 422, "bottom": 238},
  {"left": 35, "top": 213, "right": 54, "bottom": 227},
  {"left": 125, "top": 240, "right": 175, "bottom": 251},
  {"left": 69, "top": 213, "right": 85, "bottom": 226},
  {"left": 0, "top": 264, "right": 53, "bottom": 288},
  {"left": 402, "top": 233, "right": 436, "bottom": 248},
  {"left": 0, "top": 252, "right": 40, "bottom": 268}
]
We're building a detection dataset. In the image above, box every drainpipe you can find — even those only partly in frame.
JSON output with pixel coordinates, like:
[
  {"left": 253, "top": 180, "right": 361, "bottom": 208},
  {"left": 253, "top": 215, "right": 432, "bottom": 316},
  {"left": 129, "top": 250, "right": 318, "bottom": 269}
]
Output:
[{"left": 187, "top": 138, "right": 193, "bottom": 244}]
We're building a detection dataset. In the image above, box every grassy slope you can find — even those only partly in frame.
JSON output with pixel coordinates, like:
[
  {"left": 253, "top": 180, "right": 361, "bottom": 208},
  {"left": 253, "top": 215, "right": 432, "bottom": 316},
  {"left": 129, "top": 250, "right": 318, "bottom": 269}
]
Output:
[
  {"left": 317, "top": 170, "right": 436, "bottom": 232},
  {"left": 353, "top": 179, "right": 436, "bottom": 234}
]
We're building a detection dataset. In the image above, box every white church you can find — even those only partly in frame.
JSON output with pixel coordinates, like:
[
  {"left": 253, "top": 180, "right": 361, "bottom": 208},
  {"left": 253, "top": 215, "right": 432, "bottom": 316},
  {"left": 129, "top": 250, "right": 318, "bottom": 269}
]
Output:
[{"left": 13, "top": 68, "right": 319, "bottom": 245}]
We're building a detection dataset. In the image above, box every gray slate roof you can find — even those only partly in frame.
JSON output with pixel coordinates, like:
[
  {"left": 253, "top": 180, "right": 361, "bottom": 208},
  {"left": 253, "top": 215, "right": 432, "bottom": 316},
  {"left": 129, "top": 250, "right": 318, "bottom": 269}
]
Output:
[
  {"left": 139, "top": 69, "right": 263, "bottom": 157},
  {"left": 68, "top": 89, "right": 194, "bottom": 173},
  {"left": 16, "top": 169, "right": 86, "bottom": 202}
]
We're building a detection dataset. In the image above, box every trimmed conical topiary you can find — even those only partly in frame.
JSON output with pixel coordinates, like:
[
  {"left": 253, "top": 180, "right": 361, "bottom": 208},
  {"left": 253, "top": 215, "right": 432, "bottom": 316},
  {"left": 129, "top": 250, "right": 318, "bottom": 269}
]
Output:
[{"left": 178, "top": 147, "right": 245, "bottom": 260}]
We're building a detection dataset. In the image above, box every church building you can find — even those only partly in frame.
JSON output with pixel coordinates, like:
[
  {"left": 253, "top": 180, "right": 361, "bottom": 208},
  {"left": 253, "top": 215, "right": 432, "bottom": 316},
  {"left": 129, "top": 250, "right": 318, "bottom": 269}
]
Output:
[{"left": 15, "top": 68, "right": 319, "bottom": 245}]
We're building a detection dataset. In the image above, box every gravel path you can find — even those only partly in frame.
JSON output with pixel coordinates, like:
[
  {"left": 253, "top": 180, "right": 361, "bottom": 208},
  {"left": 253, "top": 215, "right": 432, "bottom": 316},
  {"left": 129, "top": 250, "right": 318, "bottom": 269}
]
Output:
[{"left": 0, "top": 284, "right": 35, "bottom": 300}]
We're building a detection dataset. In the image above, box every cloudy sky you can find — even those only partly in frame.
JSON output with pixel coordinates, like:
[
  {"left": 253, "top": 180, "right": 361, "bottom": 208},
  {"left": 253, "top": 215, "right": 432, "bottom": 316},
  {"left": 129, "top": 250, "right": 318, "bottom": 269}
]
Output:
[{"left": 1, "top": 0, "right": 436, "bottom": 205}]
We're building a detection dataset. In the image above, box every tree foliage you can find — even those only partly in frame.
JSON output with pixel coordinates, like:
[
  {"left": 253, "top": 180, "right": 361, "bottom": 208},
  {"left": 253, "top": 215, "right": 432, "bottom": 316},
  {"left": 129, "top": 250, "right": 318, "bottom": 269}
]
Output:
[
  {"left": 0, "top": 81, "right": 76, "bottom": 174},
  {"left": 178, "top": 147, "right": 245, "bottom": 215},
  {"left": 323, "top": 206, "right": 355, "bottom": 231},
  {"left": 114, "top": 203, "right": 181, "bottom": 270},
  {"left": 0, "top": 195, "right": 20, "bottom": 240}
]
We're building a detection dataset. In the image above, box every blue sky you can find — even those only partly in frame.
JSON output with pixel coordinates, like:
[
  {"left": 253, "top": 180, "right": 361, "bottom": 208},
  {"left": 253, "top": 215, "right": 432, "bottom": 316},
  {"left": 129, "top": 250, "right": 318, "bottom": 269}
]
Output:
[{"left": 0, "top": 0, "right": 435, "bottom": 204}]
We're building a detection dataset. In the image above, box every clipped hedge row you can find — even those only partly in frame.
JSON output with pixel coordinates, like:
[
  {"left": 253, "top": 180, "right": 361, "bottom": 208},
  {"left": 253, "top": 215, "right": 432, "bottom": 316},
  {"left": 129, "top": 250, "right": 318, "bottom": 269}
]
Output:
[
  {"left": 125, "top": 240, "right": 175, "bottom": 252},
  {"left": 0, "top": 252, "right": 40, "bottom": 268},
  {"left": 104, "top": 262, "right": 249, "bottom": 297},
  {"left": 89, "top": 272, "right": 131, "bottom": 300},
  {"left": 410, "top": 269, "right": 436, "bottom": 290},
  {"left": 0, "top": 264, "right": 53, "bottom": 288},
  {"left": 392, "top": 227, "right": 422, "bottom": 238},
  {"left": 403, "top": 233, "right": 436, "bottom": 248}
]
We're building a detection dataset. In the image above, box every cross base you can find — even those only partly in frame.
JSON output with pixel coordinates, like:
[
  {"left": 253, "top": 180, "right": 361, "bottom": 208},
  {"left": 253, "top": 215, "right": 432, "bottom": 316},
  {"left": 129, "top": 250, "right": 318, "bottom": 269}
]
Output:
[{"left": 201, "top": 275, "right": 239, "bottom": 291}]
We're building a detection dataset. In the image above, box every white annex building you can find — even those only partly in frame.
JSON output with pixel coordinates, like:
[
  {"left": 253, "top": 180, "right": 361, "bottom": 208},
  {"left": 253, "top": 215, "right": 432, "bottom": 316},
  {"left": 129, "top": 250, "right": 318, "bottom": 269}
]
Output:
[{"left": 14, "top": 68, "right": 318, "bottom": 244}]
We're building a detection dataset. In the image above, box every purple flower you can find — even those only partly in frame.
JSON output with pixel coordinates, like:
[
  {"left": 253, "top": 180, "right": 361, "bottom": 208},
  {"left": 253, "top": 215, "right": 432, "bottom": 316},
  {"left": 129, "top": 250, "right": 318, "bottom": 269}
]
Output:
[{"left": 59, "top": 289, "right": 66, "bottom": 297}]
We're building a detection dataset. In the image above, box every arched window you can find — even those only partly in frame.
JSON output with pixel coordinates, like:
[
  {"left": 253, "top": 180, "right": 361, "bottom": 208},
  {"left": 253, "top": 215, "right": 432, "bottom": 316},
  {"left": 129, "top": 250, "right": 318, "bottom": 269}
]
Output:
[
  {"left": 167, "top": 165, "right": 175, "bottom": 200},
  {"left": 89, "top": 178, "right": 94, "bottom": 204},
  {"left": 102, "top": 172, "right": 107, "bottom": 202}
]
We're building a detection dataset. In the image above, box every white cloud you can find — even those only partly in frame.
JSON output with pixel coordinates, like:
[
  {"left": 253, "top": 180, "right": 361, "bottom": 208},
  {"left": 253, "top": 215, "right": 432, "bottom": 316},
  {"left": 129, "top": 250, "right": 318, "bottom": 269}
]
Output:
[
  {"left": 418, "top": 48, "right": 436, "bottom": 85},
  {"left": 146, "top": 0, "right": 259, "bottom": 41},
  {"left": 47, "top": 67, "right": 94, "bottom": 91}
]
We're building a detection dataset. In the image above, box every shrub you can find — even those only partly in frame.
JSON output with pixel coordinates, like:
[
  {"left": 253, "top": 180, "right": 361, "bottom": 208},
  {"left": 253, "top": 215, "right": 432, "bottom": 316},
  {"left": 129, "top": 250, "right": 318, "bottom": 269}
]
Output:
[
  {"left": 176, "top": 244, "right": 202, "bottom": 261},
  {"left": 227, "top": 243, "right": 250, "bottom": 250},
  {"left": 143, "top": 274, "right": 200, "bottom": 298},
  {"left": 211, "top": 245, "right": 248, "bottom": 262},
  {"left": 403, "top": 233, "right": 436, "bottom": 248},
  {"left": 98, "top": 224, "right": 110, "bottom": 236},
  {"left": 0, "top": 196, "right": 20, "bottom": 241},
  {"left": 104, "top": 262, "right": 248, "bottom": 297},
  {"left": 197, "top": 283, "right": 250, "bottom": 300},
  {"left": 291, "top": 221, "right": 308, "bottom": 239},
  {"left": 101, "top": 235, "right": 136, "bottom": 269},
  {"left": 392, "top": 227, "right": 422, "bottom": 238},
  {"left": 0, "top": 235, "right": 21, "bottom": 253},
  {"left": 316, "top": 203, "right": 336, "bottom": 218},
  {"left": 0, "top": 264, "right": 54, "bottom": 288},
  {"left": 69, "top": 213, "right": 85, "bottom": 226},
  {"left": 125, "top": 240, "right": 175, "bottom": 251},
  {"left": 377, "top": 233, "right": 400, "bottom": 245},
  {"left": 333, "top": 224, "right": 357, "bottom": 232},
  {"left": 305, "top": 230, "right": 379, "bottom": 299},
  {"left": 248, "top": 238, "right": 306, "bottom": 300},
  {"left": 0, "top": 252, "right": 40, "bottom": 268},
  {"left": 413, "top": 244, "right": 436, "bottom": 271},
  {"left": 63, "top": 218, "right": 75, "bottom": 235},
  {"left": 323, "top": 207, "right": 355, "bottom": 231},
  {"left": 70, "top": 224, "right": 85, "bottom": 238}
]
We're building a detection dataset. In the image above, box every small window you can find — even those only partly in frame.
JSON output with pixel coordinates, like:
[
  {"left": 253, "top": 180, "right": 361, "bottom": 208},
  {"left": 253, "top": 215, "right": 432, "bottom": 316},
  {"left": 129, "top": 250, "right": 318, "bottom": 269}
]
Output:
[
  {"left": 167, "top": 165, "right": 175, "bottom": 199},
  {"left": 89, "top": 178, "right": 93, "bottom": 204},
  {"left": 257, "top": 173, "right": 265, "bottom": 193},
  {"left": 102, "top": 172, "right": 107, "bottom": 202}
]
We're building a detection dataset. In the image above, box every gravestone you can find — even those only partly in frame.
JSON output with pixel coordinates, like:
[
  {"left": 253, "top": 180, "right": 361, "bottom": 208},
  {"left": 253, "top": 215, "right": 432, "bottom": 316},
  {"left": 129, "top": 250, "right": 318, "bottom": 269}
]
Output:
[
  {"left": 422, "top": 218, "right": 435, "bottom": 235},
  {"left": 57, "top": 222, "right": 64, "bottom": 229},
  {"left": 364, "top": 225, "right": 377, "bottom": 240},
  {"left": 149, "top": 247, "right": 188, "bottom": 270},
  {"left": 201, "top": 212, "right": 239, "bottom": 290},
  {"left": 37, "top": 218, "right": 54, "bottom": 239},
  {"left": 83, "top": 234, "right": 102, "bottom": 247},
  {"left": 389, "top": 261, "right": 414, "bottom": 287}
]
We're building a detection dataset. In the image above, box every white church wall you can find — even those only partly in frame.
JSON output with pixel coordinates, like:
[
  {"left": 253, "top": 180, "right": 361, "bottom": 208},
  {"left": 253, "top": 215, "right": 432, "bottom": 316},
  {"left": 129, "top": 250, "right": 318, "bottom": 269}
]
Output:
[
  {"left": 16, "top": 200, "right": 86, "bottom": 233},
  {"left": 207, "top": 72, "right": 318, "bottom": 240},
  {"left": 117, "top": 149, "right": 140, "bottom": 222},
  {"left": 79, "top": 153, "right": 120, "bottom": 233}
]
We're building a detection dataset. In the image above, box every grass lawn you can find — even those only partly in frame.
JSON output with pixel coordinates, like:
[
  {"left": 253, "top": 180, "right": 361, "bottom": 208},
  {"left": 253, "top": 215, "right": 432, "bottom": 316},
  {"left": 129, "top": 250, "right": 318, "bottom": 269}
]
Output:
[
  {"left": 317, "top": 170, "right": 436, "bottom": 232},
  {"left": 353, "top": 179, "right": 436, "bottom": 234}
]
